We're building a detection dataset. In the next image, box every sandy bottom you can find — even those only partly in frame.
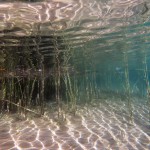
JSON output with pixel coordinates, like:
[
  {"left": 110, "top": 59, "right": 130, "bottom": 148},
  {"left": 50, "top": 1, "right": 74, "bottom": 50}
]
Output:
[{"left": 0, "top": 99, "right": 149, "bottom": 150}]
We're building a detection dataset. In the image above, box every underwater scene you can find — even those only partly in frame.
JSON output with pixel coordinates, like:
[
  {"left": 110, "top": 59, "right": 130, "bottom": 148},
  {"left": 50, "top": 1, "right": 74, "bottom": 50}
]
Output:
[{"left": 0, "top": 0, "right": 150, "bottom": 149}]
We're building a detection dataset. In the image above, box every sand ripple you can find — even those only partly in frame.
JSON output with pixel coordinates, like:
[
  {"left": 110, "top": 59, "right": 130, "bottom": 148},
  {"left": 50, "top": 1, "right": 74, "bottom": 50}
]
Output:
[{"left": 0, "top": 99, "right": 149, "bottom": 150}]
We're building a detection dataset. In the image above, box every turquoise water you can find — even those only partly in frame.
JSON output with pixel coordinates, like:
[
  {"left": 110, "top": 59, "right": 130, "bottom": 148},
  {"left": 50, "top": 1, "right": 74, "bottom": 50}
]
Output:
[{"left": 0, "top": 0, "right": 150, "bottom": 149}]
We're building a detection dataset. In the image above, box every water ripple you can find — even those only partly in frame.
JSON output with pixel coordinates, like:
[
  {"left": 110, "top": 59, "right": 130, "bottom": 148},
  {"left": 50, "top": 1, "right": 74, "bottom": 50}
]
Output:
[{"left": 0, "top": 0, "right": 148, "bottom": 35}]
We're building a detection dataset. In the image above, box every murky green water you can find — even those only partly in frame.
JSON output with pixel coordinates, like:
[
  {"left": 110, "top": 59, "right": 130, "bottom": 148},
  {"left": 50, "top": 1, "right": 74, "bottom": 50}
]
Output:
[{"left": 0, "top": 0, "right": 150, "bottom": 149}]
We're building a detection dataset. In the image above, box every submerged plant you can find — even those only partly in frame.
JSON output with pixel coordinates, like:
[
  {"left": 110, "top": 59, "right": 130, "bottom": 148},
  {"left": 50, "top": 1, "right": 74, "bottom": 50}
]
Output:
[
  {"left": 123, "top": 52, "right": 133, "bottom": 124},
  {"left": 142, "top": 37, "right": 150, "bottom": 113},
  {"left": 61, "top": 32, "right": 77, "bottom": 115}
]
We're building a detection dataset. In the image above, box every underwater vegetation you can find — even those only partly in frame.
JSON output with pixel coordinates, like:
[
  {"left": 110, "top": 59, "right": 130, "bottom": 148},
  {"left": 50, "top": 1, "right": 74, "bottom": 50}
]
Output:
[
  {"left": 0, "top": 0, "right": 149, "bottom": 126},
  {"left": 0, "top": 28, "right": 150, "bottom": 125},
  {"left": 0, "top": 32, "right": 79, "bottom": 122}
]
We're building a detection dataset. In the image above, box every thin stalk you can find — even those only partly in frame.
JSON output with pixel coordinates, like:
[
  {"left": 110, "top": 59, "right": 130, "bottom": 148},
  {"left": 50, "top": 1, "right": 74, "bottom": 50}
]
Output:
[
  {"left": 29, "top": 77, "right": 37, "bottom": 106},
  {"left": 124, "top": 52, "right": 133, "bottom": 124},
  {"left": 40, "top": 63, "right": 45, "bottom": 115}
]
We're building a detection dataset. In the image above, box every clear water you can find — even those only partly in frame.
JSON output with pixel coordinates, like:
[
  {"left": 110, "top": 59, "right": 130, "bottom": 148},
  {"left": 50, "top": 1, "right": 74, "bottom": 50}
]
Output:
[{"left": 0, "top": 0, "right": 150, "bottom": 149}]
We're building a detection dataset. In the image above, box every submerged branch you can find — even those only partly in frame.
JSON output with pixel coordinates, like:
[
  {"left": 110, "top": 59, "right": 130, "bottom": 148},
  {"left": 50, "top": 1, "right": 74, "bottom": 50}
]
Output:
[{"left": 1, "top": 99, "right": 43, "bottom": 116}]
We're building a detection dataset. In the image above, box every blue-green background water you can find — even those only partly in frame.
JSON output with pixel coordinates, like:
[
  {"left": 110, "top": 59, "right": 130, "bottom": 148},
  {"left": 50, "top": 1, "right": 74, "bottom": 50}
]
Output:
[{"left": 67, "top": 23, "right": 150, "bottom": 98}]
